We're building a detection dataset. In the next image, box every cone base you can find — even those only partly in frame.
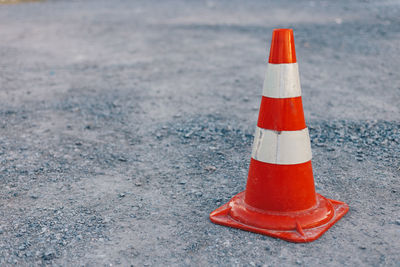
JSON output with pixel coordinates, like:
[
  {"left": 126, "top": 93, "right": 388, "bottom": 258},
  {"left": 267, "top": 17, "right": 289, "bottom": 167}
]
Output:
[{"left": 210, "top": 192, "right": 348, "bottom": 243}]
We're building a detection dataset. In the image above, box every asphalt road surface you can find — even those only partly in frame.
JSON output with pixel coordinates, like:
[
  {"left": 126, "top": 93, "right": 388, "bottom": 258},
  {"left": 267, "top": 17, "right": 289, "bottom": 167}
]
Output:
[{"left": 0, "top": 0, "right": 399, "bottom": 266}]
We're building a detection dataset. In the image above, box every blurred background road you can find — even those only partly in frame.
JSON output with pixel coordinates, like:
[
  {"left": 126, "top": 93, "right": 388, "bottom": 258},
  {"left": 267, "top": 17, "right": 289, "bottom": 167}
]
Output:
[{"left": 0, "top": 0, "right": 399, "bottom": 265}]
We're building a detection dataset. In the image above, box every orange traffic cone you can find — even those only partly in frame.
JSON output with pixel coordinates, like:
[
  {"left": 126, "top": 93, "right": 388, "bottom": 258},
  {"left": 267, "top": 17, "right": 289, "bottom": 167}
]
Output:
[{"left": 210, "top": 29, "right": 349, "bottom": 243}]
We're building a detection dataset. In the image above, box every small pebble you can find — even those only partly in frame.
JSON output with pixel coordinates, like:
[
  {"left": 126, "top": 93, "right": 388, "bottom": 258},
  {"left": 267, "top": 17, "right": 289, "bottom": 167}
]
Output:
[
  {"left": 204, "top": 165, "right": 217, "bottom": 172},
  {"left": 118, "top": 157, "right": 127, "bottom": 162}
]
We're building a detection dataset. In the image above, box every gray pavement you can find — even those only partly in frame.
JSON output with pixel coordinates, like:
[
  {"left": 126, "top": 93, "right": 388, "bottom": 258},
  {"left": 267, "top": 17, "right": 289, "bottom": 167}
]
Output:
[{"left": 0, "top": 0, "right": 399, "bottom": 266}]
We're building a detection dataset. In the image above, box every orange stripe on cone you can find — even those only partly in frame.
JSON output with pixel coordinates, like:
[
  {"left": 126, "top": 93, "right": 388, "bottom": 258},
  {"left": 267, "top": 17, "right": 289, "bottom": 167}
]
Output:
[
  {"left": 209, "top": 28, "right": 348, "bottom": 243},
  {"left": 257, "top": 96, "right": 306, "bottom": 131},
  {"left": 269, "top": 29, "right": 297, "bottom": 64},
  {"left": 245, "top": 159, "right": 316, "bottom": 211}
]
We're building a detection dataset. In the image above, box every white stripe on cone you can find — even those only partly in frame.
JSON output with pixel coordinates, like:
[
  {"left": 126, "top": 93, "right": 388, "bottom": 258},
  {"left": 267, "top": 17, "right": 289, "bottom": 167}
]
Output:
[
  {"left": 262, "top": 63, "right": 301, "bottom": 98},
  {"left": 251, "top": 127, "right": 312, "bottom": 165}
]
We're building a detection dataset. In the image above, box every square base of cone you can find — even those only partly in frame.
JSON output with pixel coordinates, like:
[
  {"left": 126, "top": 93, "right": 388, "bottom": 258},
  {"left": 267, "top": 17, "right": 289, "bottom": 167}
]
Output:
[{"left": 210, "top": 194, "right": 349, "bottom": 243}]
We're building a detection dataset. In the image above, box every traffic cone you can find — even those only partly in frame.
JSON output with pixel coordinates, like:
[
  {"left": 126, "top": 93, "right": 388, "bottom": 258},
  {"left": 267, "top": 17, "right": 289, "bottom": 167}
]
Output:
[{"left": 210, "top": 29, "right": 349, "bottom": 243}]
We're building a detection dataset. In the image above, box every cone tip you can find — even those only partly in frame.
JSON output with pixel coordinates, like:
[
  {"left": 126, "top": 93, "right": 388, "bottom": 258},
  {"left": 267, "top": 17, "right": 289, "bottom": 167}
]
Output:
[{"left": 269, "top": 28, "right": 297, "bottom": 64}]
